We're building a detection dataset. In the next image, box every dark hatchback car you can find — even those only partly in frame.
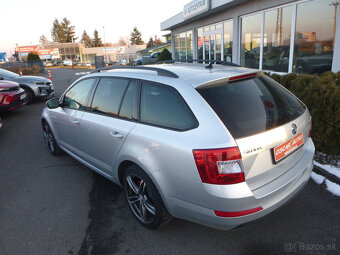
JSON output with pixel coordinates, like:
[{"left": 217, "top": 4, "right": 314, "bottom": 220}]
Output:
[{"left": 0, "top": 80, "right": 27, "bottom": 111}]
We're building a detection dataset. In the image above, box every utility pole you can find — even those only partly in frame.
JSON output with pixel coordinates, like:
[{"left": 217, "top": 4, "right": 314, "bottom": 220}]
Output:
[
  {"left": 103, "top": 25, "right": 106, "bottom": 64},
  {"left": 330, "top": 1, "right": 339, "bottom": 45}
]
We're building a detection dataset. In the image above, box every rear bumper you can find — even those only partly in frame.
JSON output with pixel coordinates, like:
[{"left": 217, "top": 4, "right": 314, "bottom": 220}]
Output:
[
  {"left": 154, "top": 139, "right": 315, "bottom": 230},
  {"left": 0, "top": 91, "right": 27, "bottom": 111}
]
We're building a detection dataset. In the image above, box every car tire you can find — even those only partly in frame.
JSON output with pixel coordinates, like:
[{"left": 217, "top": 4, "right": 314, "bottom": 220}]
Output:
[
  {"left": 42, "top": 121, "right": 62, "bottom": 156},
  {"left": 23, "top": 87, "right": 34, "bottom": 104},
  {"left": 123, "top": 165, "right": 173, "bottom": 229}
]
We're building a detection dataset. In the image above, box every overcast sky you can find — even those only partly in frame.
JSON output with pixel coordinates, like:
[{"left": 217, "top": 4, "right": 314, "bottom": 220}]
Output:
[{"left": 0, "top": 0, "right": 185, "bottom": 54}]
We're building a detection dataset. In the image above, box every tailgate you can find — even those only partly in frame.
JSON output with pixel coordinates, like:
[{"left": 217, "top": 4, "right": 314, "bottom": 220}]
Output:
[{"left": 236, "top": 110, "right": 311, "bottom": 191}]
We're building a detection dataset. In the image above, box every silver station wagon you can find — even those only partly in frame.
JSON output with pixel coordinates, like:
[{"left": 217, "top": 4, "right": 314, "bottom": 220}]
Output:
[{"left": 41, "top": 64, "right": 314, "bottom": 230}]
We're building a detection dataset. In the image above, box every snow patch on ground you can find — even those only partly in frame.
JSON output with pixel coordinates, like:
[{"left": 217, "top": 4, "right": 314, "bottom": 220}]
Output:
[
  {"left": 325, "top": 180, "right": 340, "bottom": 197},
  {"left": 310, "top": 172, "right": 325, "bottom": 185},
  {"left": 314, "top": 161, "right": 340, "bottom": 179}
]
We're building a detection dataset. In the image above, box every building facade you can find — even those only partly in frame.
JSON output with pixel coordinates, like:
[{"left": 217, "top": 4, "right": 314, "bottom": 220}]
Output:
[{"left": 161, "top": 0, "right": 340, "bottom": 74}]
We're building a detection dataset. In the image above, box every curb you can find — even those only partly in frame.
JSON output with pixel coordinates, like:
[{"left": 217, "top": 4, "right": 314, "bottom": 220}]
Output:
[{"left": 313, "top": 165, "right": 340, "bottom": 185}]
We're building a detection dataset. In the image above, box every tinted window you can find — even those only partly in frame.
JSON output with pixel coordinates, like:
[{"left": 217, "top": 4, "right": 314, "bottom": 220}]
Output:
[
  {"left": 91, "top": 78, "right": 129, "bottom": 116},
  {"left": 140, "top": 82, "right": 197, "bottom": 130},
  {"left": 198, "top": 75, "right": 306, "bottom": 138},
  {"left": 119, "top": 81, "right": 138, "bottom": 120},
  {"left": 64, "top": 79, "right": 94, "bottom": 110}
]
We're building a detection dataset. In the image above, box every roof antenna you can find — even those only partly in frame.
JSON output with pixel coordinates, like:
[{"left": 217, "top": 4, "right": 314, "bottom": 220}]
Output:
[{"left": 205, "top": 62, "right": 213, "bottom": 69}]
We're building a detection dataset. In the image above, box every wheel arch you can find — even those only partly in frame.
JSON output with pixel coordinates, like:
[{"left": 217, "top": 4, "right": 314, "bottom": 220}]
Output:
[{"left": 116, "top": 159, "right": 171, "bottom": 213}]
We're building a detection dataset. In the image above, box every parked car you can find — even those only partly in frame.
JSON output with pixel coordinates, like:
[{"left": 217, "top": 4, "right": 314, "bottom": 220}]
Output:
[
  {"left": 134, "top": 52, "right": 161, "bottom": 66},
  {"left": 0, "top": 80, "right": 27, "bottom": 111},
  {"left": 63, "top": 59, "right": 73, "bottom": 66},
  {"left": 0, "top": 68, "right": 54, "bottom": 104},
  {"left": 41, "top": 64, "right": 314, "bottom": 230},
  {"left": 44, "top": 61, "right": 53, "bottom": 67}
]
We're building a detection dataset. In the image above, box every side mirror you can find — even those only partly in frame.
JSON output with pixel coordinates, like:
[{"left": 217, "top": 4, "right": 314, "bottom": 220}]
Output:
[
  {"left": 46, "top": 97, "right": 60, "bottom": 109},
  {"left": 0, "top": 77, "right": 4, "bottom": 80}
]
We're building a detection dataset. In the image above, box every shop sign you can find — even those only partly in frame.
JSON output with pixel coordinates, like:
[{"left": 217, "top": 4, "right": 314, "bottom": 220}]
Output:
[{"left": 183, "top": 0, "right": 210, "bottom": 20}]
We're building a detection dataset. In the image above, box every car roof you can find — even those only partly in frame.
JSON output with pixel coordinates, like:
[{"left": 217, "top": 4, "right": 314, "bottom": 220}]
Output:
[{"left": 85, "top": 63, "right": 259, "bottom": 88}]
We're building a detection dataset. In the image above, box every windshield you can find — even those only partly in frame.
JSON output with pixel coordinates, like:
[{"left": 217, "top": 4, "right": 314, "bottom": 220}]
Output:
[
  {"left": 0, "top": 68, "right": 19, "bottom": 79},
  {"left": 197, "top": 75, "right": 306, "bottom": 139}
]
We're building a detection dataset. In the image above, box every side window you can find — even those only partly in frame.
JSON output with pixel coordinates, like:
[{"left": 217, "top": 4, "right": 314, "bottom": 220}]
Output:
[
  {"left": 63, "top": 79, "right": 95, "bottom": 110},
  {"left": 140, "top": 82, "right": 198, "bottom": 130},
  {"left": 90, "top": 78, "right": 129, "bottom": 116},
  {"left": 119, "top": 80, "right": 138, "bottom": 120}
]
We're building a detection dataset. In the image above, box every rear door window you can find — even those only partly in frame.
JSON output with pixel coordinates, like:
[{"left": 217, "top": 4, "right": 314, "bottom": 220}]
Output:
[
  {"left": 118, "top": 80, "right": 138, "bottom": 120},
  {"left": 140, "top": 82, "right": 198, "bottom": 130},
  {"left": 90, "top": 78, "right": 129, "bottom": 116},
  {"left": 197, "top": 75, "right": 306, "bottom": 138}
]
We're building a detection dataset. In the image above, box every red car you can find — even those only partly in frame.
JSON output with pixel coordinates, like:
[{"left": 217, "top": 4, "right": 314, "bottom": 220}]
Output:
[{"left": 0, "top": 80, "right": 27, "bottom": 111}]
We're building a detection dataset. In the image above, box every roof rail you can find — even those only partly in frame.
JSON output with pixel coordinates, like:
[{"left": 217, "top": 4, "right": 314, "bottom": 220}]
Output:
[
  {"left": 157, "top": 59, "right": 240, "bottom": 67},
  {"left": 90, "top": 66, "right": 179, "bottom": 78}
]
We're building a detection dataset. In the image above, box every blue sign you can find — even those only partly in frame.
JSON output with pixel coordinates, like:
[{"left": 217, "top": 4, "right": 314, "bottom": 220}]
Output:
[{"left": 0, "top": 52, "right": 6, "bottom": 62}]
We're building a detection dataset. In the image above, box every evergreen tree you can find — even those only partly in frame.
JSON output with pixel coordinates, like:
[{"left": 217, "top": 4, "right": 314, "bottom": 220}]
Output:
[
  {"left": 157, "top": 48, "right": 172, "bottom": 62},
  {"left": 27, "top": 52, "right": 40, "bottom": 61},
  {"left": 130, "top": 27, "right": 143, "bottom": 45},
  {"left": 93, "top": 30, "right": 103, "bottom": 47},
  {"left": 81, "top": 30, "right": 93, "bottom": 47},
  {"left": 146, "top": 37, "right": 154, "bottom": 48},
  {"left": 51, "top": 18, "right": 66, "bottom": 43},
  {"left": 62, "top": 17, "right": 77, "bottom": 43},
  {"left": 51, "top": 18, "right": 77, "bottom": 43}
]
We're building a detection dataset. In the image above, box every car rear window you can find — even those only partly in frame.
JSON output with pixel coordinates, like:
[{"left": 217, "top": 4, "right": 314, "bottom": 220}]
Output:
[{"left": 197, "top": 75, "right": 306, "bottom": 139}]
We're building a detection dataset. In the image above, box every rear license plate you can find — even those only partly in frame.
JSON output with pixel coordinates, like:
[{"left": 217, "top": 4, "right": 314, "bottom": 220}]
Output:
[
  {"left": 20, "top": 94, "right": 26, "bottom": 100},
  {"left": 274, "top": 133, "right": 304, "bottom": 163}
]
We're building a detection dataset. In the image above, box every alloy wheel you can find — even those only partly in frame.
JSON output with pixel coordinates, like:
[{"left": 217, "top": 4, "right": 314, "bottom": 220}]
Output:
[
  {"left": 43, "top": 124, "right": 55, "bottom": 153},
  {"left": 125, "top": 174, "right": 156, "bottom": 224}
]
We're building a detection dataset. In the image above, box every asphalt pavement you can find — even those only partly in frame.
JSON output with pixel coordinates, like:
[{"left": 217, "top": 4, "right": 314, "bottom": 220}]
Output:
[{"left": 0, "top": 68, "right": 339, "bottom": 255}]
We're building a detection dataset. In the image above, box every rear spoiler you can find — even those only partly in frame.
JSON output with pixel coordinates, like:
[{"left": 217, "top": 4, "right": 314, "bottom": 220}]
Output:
[{"left": 196, "top": 71, "right": 264, "bottom": 89}]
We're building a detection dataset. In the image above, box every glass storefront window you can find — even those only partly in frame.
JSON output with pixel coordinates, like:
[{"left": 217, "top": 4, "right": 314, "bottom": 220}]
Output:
[
  {"left": 197, "top": 28, "right": 203, "bottom": 60},
  {"left": 216, "top": 34, "right": 222, "bottom": 61},
  {"left": 187, "top": 31, "right": 193, "bottom": 60},
  {"left": 216, "top": 24, "right": 222, "bottom": 30},
  {"left": 223, "top": 20, "right": 233, "bottom": 62},
  {"left": 180, "top": 33, "right": 186, "bottom": 60},
  {"left": 263, "top": 6, "right": 292, "bottom": 72},
  {"left": 293, "top": 0, "right": 336, "bottom": 74},
  {"left": 240, "top": 14, "right": 262, "bottom": 68},
  {"left": 174, "top": 35, "right": 180, "bottom": 60},
  {"left": 204, "top": 35, "right": 210, "bottom": 60},
  {"left": 174, "top": 30, "right": 193, "bottom": 61}
]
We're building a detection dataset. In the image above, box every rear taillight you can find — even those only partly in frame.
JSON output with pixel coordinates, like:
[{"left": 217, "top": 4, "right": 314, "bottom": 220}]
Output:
[
  {"left": 309, "top": 119, "right": 312, "bottom": 138},
  {"left": 193, "top": 147, "right": 245, "bottom": 185}
]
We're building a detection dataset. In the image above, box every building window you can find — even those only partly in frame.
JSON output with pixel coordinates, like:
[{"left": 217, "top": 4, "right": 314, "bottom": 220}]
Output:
[
  {"left": 197, "top": 28, "right": 203, "bottom": 60},
  {"left": 263, "top": 6, "right": 292, "bottom": 72},
  {"left": 180, "top": 33, "right": 186, "bottom": 60},
  {"left": 293, "top": 0, "right": 336, "bottom": 74},
  {"left": 223, "top": 20, "right": 233, "bottom": 62},
  {"left": 240, "top": 14, "right": 262, "bottom": 68},
  {"left": 174, "top": 30, "right": 193, "bottom": 61},
  {"left": 196, "top": 19, "right": 232, "bottom": 62},
  {"left": 187, "top": 31, "right": 193, "bottom": 60},
  {"left": 174, "top": 35, "right": 180, "bottom": 60},
  {"left": 238, "top": 0, "right": 337, "bottom": 74}
]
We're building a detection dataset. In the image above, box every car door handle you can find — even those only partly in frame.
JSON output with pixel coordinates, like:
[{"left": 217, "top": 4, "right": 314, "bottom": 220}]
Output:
[
  {"left": 71, "top": 119, "right": 80, "bottom": 124},
  {"left": 110, "top": 131, "right": 123, "bottom": 139}
]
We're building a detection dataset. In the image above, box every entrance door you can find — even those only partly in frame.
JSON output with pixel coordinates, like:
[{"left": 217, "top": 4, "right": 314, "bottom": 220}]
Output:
[{"left": 203, "top": 30, "right": 222, "bottom": 63}]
